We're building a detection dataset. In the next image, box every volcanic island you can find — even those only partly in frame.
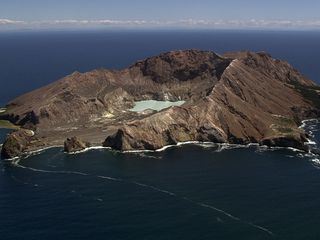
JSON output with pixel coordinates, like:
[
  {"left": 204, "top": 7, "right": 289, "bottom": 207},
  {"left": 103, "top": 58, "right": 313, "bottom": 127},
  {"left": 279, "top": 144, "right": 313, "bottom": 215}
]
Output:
[{"left": 1, "top": 50, "right": 320, "bottom": 159}]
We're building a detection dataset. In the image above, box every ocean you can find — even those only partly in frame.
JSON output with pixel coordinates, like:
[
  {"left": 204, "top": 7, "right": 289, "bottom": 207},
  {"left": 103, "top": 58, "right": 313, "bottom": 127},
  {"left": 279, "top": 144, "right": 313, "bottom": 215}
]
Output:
[{"left": 1, "top": 30, "right": 320, "bottom": 240}]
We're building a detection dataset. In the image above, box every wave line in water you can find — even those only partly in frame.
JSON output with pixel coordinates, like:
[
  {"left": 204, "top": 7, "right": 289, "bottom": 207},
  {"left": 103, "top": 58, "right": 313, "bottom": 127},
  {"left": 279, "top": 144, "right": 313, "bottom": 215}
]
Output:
[
  {"left": 97, "top": 175, "right": 123, "bottom": 182},
  {"left": 198, "top": 203, "right": 240, "bottom": 221},
  {"left": 197, "top": 202, "right": 274, "bottom": 236},
  {"left": 12, "top": 159, "right": 274, "bottom": 237},
  {"left": 130, "top": 180, "right": 273, "bottom": 236},
  {"left": 132, "top": 181, "right": 177, "bottom": 196},
  {"left": 14, "top": 161, "right": 89, "bottom": 176}
]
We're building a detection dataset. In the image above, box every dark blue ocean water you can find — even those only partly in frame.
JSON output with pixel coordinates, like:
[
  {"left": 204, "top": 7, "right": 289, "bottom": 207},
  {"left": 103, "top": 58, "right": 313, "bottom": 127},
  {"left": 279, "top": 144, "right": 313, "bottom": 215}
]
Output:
[
  {"left": 1, "top": 30, "right": 320, "bottom": 240},
  {"left": 1, "top": 30, "right": 320, "bottom": 104}
]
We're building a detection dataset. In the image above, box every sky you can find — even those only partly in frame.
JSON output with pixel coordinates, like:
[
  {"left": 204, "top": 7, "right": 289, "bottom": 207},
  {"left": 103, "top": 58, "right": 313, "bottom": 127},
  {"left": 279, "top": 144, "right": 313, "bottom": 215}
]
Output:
[{"left": 1, "top": 0, "right": 320, "bottom": 30}]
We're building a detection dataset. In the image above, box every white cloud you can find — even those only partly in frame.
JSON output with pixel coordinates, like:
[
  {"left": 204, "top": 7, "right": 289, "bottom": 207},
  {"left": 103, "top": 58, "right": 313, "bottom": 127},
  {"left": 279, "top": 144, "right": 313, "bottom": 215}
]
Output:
[
  {"left": 90, "top": 20, "right": 148, "bottom": 25},
  {"left": 1, "top": 18, "right": 320, "bottom": 29},
  {"left": 174, "top": 19, "right": 320, "bottom": 29},
  {"left": 0, "top": 19, "right": 25, "bottom": 25}
]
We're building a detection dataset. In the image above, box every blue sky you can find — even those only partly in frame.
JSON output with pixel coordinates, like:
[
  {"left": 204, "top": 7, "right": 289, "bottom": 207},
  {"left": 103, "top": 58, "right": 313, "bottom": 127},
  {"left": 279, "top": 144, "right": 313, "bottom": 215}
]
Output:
[{"left": 1, "top": 0, "right": 320, "bottom": 29}]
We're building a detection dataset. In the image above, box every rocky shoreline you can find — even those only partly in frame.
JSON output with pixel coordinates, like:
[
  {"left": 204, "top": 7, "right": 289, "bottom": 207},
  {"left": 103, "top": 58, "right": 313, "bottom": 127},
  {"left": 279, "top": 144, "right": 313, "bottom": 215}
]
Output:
[
  {"left": 1, "top": 119, "right": 319, "bottom": 160},
  {"left": 0, "top": 131, "right": 316, "bottom": 161},
  {"left": 1, "top": 49, "right": 320, "bottom": 159}
]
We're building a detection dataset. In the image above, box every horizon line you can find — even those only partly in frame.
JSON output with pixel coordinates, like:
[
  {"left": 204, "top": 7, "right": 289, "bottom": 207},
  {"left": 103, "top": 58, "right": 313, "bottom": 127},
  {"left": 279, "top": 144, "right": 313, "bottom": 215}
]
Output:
[{"left": 1, "top": 18, "right": 320, "bottom": 31}]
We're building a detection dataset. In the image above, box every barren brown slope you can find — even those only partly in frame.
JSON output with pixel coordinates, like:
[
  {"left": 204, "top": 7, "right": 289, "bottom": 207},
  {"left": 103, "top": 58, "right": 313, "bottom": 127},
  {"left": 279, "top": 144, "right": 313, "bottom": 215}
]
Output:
[
  {"left": 2, "top": 50, "right": 231, "bottom": 129},
  {"left": 1, "top": 50, "right": 320, "bottom": 158},
  {"left": 103, "top": 51, "right": 320, "bottom": 151}
]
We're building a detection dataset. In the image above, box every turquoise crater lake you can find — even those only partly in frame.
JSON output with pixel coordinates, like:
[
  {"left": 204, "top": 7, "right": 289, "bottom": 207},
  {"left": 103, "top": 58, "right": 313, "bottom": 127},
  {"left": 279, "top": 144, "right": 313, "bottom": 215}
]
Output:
[{"left": 129, "top": 100, "right": 185, "bottom": 112}]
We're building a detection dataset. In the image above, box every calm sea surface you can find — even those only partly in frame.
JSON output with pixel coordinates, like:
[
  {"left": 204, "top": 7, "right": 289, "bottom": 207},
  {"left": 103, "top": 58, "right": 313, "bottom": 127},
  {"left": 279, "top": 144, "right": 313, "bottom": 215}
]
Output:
[{"left": 1, "top": 30, "right": 320, "bottom": 240}]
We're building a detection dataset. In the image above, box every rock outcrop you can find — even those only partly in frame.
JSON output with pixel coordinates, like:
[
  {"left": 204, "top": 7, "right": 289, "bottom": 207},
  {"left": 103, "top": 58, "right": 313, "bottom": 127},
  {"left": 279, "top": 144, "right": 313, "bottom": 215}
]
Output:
[
  {"left": 64, "top": 137, "right": 91, "bottom": 153},
  {"left": 1, "top": 49, "right": 320, "bottom": 158},
  {"left": 1, "top": 129, "right": 34, "bottom": 159},
  {"left": 261, "top": 134, "right": 309, "bottom": 151}
]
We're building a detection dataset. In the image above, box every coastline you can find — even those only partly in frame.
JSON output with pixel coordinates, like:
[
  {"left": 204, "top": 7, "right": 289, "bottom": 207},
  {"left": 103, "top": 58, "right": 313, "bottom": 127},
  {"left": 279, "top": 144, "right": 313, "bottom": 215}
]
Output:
[
  {"left": 1, "top": 50, "right": 320, "bottom": 160},
  {"left": 9, "top": 138, "right": 313, "bottom": 162},
  {"left": 1, "top": 118, "right": 319, "bottom": 161}
]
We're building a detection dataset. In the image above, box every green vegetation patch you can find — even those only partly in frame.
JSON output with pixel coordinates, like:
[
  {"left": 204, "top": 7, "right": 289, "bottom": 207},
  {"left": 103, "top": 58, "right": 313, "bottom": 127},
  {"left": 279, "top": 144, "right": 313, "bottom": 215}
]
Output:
[
  {"left": 0, "top": 120, "right": 20, "bottom": 130},
  {"left": 268, "top": 115, "right": 301, "bottom": 137},
  {"left": 274, "top": 115, "right": 296, "bottom": 127},
  {"left": 275, "top": 127, "right": 294, "bottom": 134},
  {"left": 290, "top": 81, "right": 320, "bottom": 108}
]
